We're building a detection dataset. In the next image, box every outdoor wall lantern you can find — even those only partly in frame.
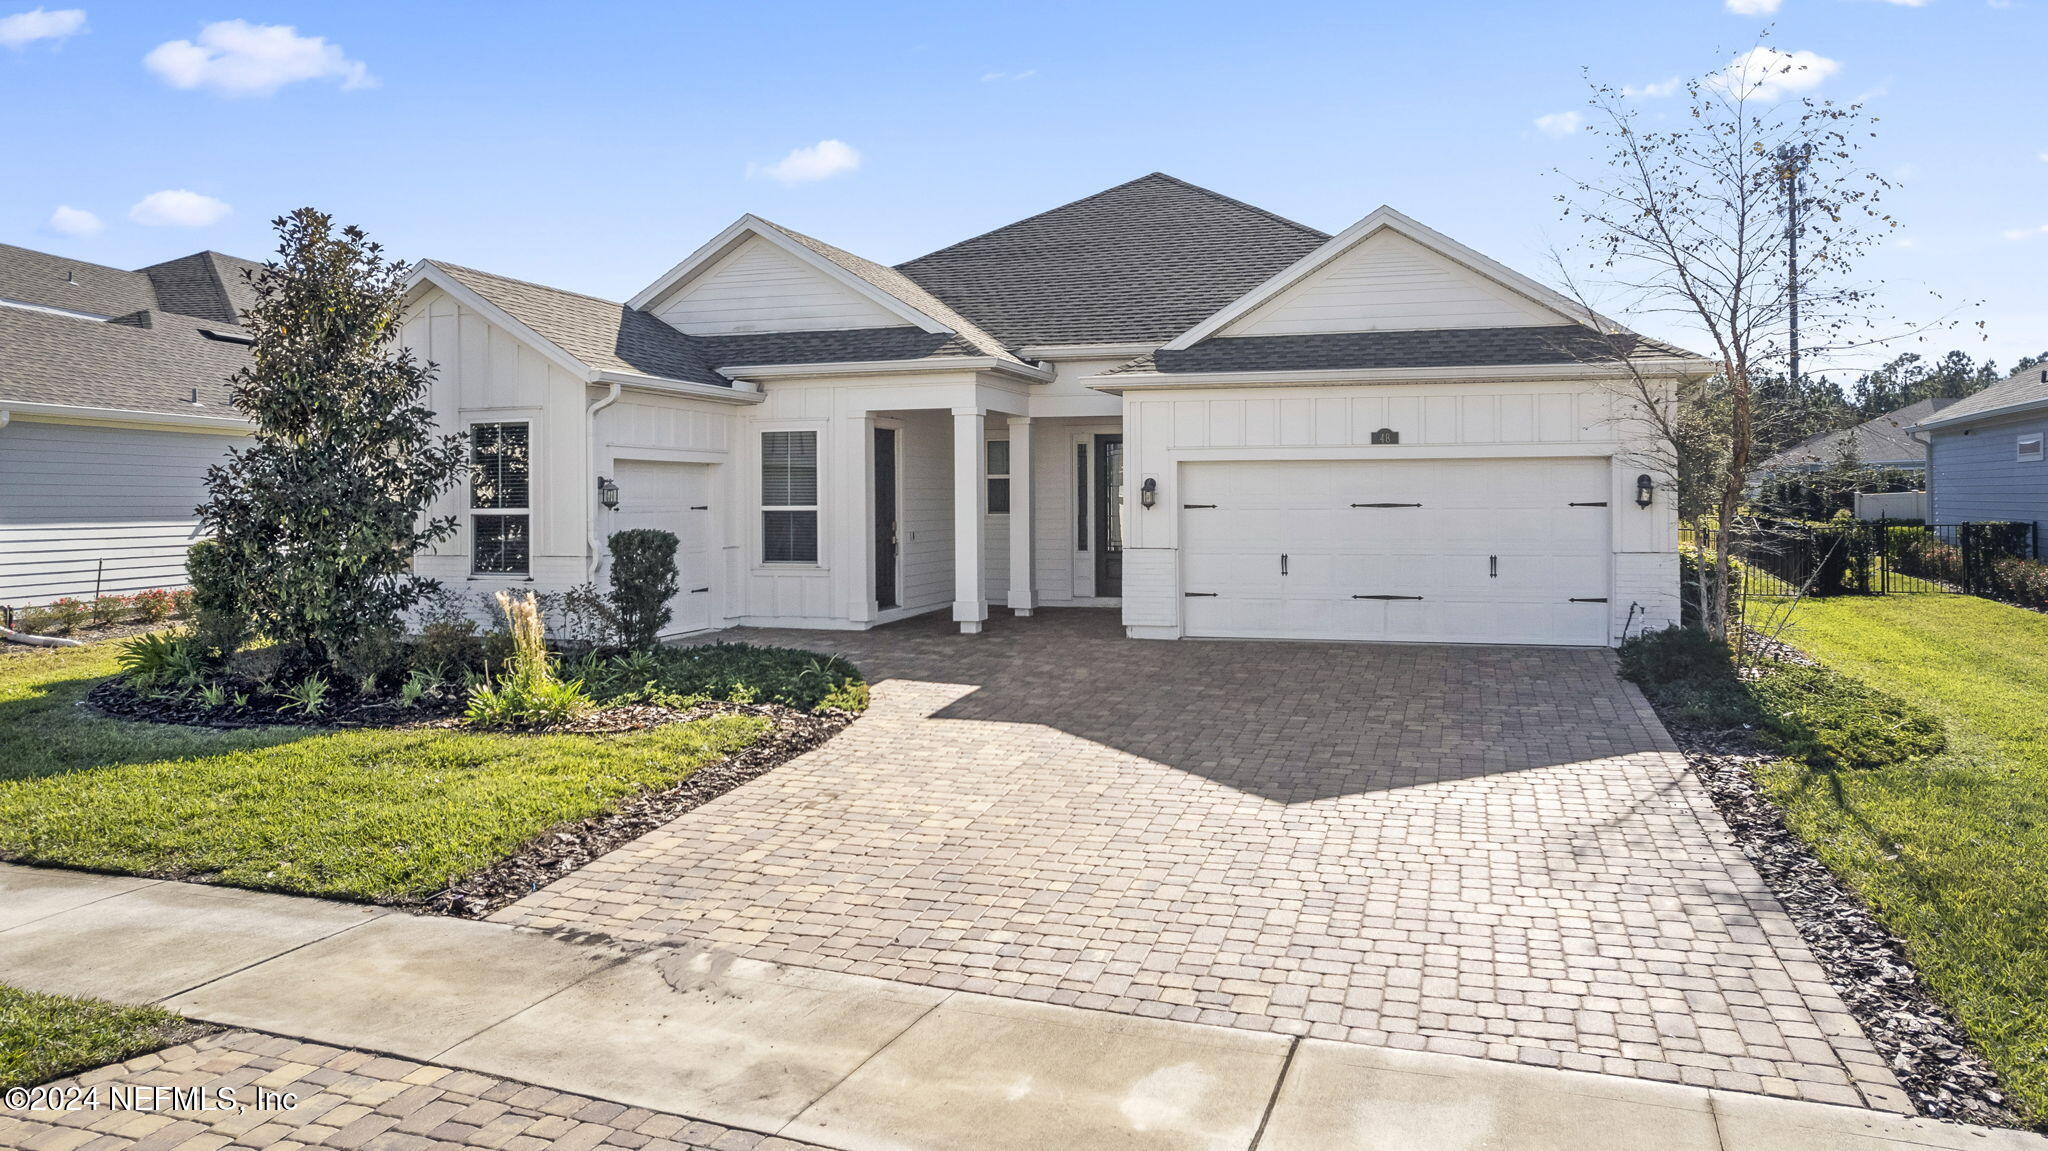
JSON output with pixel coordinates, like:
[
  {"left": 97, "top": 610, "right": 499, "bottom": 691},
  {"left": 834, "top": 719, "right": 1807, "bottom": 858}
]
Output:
[
  {"left": 598, "top": 475, "right": 620, "bottom": 510},
  {"left": 1635, "top": 473, "right": 1655, "bottom": 509},
  {"left": 1140, "top": 477, "right": 1158, "bottom": 509}
]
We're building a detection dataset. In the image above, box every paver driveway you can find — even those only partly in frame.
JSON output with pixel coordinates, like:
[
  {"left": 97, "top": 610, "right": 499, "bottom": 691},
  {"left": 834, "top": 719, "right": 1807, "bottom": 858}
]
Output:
[{"left": 500, "top": 610, "right": 1905, "bottom": 1111}]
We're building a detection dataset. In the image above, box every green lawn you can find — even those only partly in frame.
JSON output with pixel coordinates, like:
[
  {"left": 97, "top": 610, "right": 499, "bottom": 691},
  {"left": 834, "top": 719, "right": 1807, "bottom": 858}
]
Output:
[
  {"left": 1768, "top": 595, "right": 2048, "bottom": 1121},
  {"left": 0, "top": 984, "right": 202, "bottom": 1089},
  {"left": 0, "top": 643, "right": 768, "bottom": 903}
]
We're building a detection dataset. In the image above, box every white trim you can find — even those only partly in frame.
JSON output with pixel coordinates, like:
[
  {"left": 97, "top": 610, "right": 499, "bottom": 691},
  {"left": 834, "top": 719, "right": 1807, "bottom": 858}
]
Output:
[
  {"left": 626, "top": 215, "right": 952, "bottom": 334},
  {"left": 467, "top": 417, "right": 535, "bottom": 578},
  {"left": 719, "top": 356, "right": 1055, "bottom": 383},
  {"left": 1016, "top": 341, "right": 1161, "bottom": 360},
  {"left": 0, "top": 400, "right": 250, "bottom": 433},
  {"left": 759, "top": 425, "right": 823, "bottom": 566},
  {"left": 1160, "top": 205, "right": 1622, "bottom": 351},
  {"left": 590, "top": 369, "right": 764, "bottom": 405},
  {"left": 1917, "top": 396, "right": 2048, "bottom": 432},
  {"left": 1084, "top": 358, "right": 1706, "bottom": 392}
]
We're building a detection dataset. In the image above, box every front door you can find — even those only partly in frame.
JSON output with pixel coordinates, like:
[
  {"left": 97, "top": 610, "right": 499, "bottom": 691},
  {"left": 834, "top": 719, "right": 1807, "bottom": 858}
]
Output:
[
  {"left": 1093, "top": 434, "right": 1123, "bottom": 597},
  {"left": 874, "top": 426, "right": 899, "bottom": 610}
]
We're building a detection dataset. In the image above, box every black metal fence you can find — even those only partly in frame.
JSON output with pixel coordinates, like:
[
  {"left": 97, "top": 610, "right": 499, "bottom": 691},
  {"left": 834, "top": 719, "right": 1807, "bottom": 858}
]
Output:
[{"left": 1684, "top": 519, "right": 2045, "bottom": 607}]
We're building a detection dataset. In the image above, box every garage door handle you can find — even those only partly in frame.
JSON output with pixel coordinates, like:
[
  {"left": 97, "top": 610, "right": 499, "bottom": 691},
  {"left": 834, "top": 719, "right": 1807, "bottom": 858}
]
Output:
[
  {"left": 1569, "top": 597, "right": 1607, "bottom": 603},
  {"left": 690, "top": 587, "right": 711, "bottom": 593},
  {"left": 1280, "top": 554, "right": 1288, "bottom": 576},
  {"left": 1351, "top": 502, "right": 1422, "bottom": 508},
  {"left": 1353, "top": 594, "right": 1424, "bottom": 600},
  {"left": 690, "top": 505, "right": 709, "bottom": 510}
]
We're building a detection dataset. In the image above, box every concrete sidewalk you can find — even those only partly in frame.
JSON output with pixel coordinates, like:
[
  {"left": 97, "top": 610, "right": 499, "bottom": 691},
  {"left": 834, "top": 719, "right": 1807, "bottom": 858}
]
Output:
[{"left": 2, "top": 864, "right": 2039, "bottom": 1151}]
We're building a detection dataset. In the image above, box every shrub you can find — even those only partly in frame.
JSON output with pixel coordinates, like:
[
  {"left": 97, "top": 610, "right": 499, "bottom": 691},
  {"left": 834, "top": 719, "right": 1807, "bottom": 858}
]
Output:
[
  {"left": 276, "top": 676, "right": 331, "bottom": 719},
  {"left": 132, "top": 588, "right": 176, "bottom": 624},
  {"left": 42, "top": 598, "right": 87, "bottom": 634},
  {"left": 170, "top": 588, "right": 195, "bottom": 618},
  {"left": 465, "top": 591, "right": 593, "bottom": 729},
  {"left": 88, "top": 595, "right": 128, "bottom": 627},
  {"left": 186, "top": 540, "right": 248, "bottom": 663},
  {"left": 409, "top": 585, "right": 484, "bottom": 672},
  {"left": 117, "top": 633, "right": 206, "bottom": 694},
  {"left": 589, "top": 642, "right": 865, "bottom": 713},
  {"left": 1617, "top": 627, "right": 1759, "bottom": 730},
  {"left": 608, "top": 530, "right": 680, "bottom": 650},
  {"left": 1748, "top": 664, "right": 1947, "bottom": 771},
  {"left": 1984, "top": 554, "right": 2048, "bottom": 611}
]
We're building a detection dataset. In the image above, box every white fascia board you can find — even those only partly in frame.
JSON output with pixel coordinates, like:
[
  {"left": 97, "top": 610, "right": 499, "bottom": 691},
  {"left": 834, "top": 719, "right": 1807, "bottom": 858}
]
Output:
[
  {"left": 1916, "top": 395, "right": 2048, "bottom": 432},
  {"left": 591, "top": 369, "right": 764, "bottom": 405},
  {"left": 404, "top": 263, "right": 596, "bottom": 382},
  {"left": 719, "top": 356, "right": 1055, "bottom": 383},
  {"left": 1016, "top": 341, "right": 1161, "bottom": 360},
  {"left": 0, "top": 399, "right": 251, "bottom": 433},
  {"left": 1160, "top": 205, "right": 1621, "bottom": 352},
  {"left": 1084, "top": 357, "right": 1707, "bottom": 393},
  {"left": 625, "top": 215, "right": 952, "bottom": 335}
]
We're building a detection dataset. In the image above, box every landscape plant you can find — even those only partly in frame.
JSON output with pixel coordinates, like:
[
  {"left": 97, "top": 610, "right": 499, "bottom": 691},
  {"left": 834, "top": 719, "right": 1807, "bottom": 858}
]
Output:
[
  {"left": 464, "top": 591, "right": 593, "bottom": 729},
  {"left": 195, "top": 208, "right": 464, "bottom": 675},
  {"left": 88, "top": 595, "right": 126, "bottom": 628},
  {"left": 608, "top": 529, "right": 681, "bottom": 650},
  {"left": 131, "top": 588, "right": 176, "bottom": 624}
]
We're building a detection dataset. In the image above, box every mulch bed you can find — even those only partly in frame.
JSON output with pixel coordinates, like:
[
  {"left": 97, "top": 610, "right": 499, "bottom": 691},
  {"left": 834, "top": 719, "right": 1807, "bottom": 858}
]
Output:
[
  {"left": 83, "top": 678, "right": 729, "bottom": 735},
  {"left": 1654, "top": 680, "right": 2014, "bottom": 1126},
  {"left": 424, "top": 702, "right": 852, "bottom": 918}
]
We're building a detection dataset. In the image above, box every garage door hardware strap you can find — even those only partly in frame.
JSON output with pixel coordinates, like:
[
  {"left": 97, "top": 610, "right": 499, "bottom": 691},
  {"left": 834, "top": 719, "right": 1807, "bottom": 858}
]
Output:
[
  {"left": 1570, "top": 597, "right": 1608, "bottom": 603},
  {"left": 690, "top": 505, "right": 709, "bottom": 510},
  {"left": 1569, "top": 501, "right": 1608, "bottom": 507},
  {"left": 1351, "top": 502, "right": 1423, "bottom": 508},
  {"left": 1182, "top": 503, "right": 1217, "bottom": 509},
  {"left": 690, "top": 587, "right": 711, "bottom": 594},
  {"left": 1184, "top": 591, "right": 1218, "bottom": 597},
  {"left": 1353, "top": 594, "right": 1425, "bottom": 600}
]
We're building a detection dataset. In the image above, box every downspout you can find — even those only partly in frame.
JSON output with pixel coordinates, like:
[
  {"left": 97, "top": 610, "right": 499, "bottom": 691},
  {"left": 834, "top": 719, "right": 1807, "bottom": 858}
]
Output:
[{"left": 586, "top": 380, "right": 623, "bottom": 582}]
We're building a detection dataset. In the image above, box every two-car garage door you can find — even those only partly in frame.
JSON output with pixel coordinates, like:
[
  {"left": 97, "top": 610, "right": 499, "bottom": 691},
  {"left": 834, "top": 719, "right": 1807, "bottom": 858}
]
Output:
[{"left": 1179, "top": 457, "right": 1611, "bottom": 647}]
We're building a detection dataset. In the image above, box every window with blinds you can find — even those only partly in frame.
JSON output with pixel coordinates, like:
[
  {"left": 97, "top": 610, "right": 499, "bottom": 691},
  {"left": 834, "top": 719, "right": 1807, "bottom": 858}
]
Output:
[
  {"left": 470, "top": 422, "right": 531, "bottom": 574},
  {"left": 762, "top": 430, "right": 819, "bottom": 563},
  {"left": 986, "top": 439, "right": 1011, "bottom": 514}
]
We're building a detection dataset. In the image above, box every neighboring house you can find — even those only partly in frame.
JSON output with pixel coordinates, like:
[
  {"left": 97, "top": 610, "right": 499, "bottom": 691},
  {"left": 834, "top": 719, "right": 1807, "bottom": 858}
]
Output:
[
  {"left": 0, "top": 244, "right": 258, "bottom": 606},
  {"left": 1918, "top": 362, "right": 2048, "bottom": 542},
  {"left": 1755, "top": 397, "right": 1956, "bottom": 477},
  {"left": 401, "top": 173, "right": 1705, "bottom": 647}
]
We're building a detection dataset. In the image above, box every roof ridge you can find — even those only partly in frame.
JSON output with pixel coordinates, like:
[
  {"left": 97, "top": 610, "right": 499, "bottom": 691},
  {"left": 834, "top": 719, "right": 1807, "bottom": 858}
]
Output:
[
  {"left": 429, "top": 259, "right": 633, "bottom": 309},
  {"left": 895, "top": 173, "right": 1327, "bottom": 270},
  {"left": 0, "top": 242, "right": 145, "bottom": 279}
]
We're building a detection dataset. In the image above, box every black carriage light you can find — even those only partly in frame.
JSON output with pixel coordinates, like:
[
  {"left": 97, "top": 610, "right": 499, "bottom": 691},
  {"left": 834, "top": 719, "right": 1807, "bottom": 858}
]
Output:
[
  {"left": 1635, "top": 474, "right": 1654, "bottom": 509},
  {"left": 598, "top": 475, "right": 620, "bottom": 510},
  {"left": 1140, "top": 477, "right": 1158, "bottom": 509}
]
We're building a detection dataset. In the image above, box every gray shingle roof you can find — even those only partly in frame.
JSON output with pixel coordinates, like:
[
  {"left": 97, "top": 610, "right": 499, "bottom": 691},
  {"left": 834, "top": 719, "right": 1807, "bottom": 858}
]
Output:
[
  {"left": 1101, "top": 325, "right": 1693, "bottom": 377},
  {"left": 0, "top": 243, "right": 263, "bottom": 323},
  {"left": 1759, "top": 397, "right": 1951, "bottom": 471},
  {"left": 895, "top": 172, "right": 1331, "bottom": 347},
  {"left": 430, "top": 262, "right": 726, "bottom": 386},
  {"left": 699, "top": 328, "right": 988, "bottom": 368},
  {"left": 1917, "top": 363, "right": 2048, "bottom": 429},
  {"left": 0, "top": 305, "right": 248, "bottom": 416},
  {"left": 139, "top": 251, "right": 265, "bottom": 325}
]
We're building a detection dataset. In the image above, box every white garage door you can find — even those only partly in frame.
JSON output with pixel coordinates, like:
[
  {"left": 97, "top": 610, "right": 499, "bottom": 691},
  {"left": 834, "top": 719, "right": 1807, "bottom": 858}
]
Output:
[
  {"left": 1179, "top": 457, "right": 1611, "bottom": 646},
  {"left": 611, "top": 459, "right": 716, "bottom": 635}
]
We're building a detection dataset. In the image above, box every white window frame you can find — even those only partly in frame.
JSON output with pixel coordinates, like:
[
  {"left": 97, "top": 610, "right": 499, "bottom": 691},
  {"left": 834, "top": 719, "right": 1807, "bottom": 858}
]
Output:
[
  {"left": 468, "top": 419, "right": 533, "bottom": 577},
  {"left": 760, "top": 427, "right": 822, "bottom": 566},
  {"left": 986, "top": 438, "right": 1012, "bottom": 515},
  {"left": 2019, "top": 433, "right": 2045, "bottom": 463}
]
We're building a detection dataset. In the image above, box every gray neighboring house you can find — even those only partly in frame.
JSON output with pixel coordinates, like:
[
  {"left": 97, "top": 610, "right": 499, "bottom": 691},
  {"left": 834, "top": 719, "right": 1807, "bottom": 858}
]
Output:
[
  {"left": 0, "top": 243, "right": 259, "bottom": 607},
  {"left": 1917, "top": 362, "right": 2048, "bottom": 540},
  {"left": 1755, "top": 396, "right": 1956, "bottom": 477}
]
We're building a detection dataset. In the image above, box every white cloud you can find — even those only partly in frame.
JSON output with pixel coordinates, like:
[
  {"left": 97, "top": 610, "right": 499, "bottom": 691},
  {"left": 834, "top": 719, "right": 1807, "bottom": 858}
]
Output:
[
  {"left": 748, "top": 139, "right": 861, "bottom": 184},
  {"left": 1725, "top": 0, "right": 1781, "bottom": 13},
  {"left": 0, "top": 7, "right": 85, "bottom": 48},
  {"left": 2002, "top": 224, "right": 2048, "bottom": 242},
  {"left": 1622, "top": 76, "right": 1683, "bottom": 99},
  {"left": 128, "top": 189, "right": 231, "bottom": 227},
  {"left": 1710, "top": 47, "right": 1842, "bottom": 101},
  {"left": 46, "top": 205, "right": 101, "bottom": 236},
  {"left": 144, "top": 20, "right": 374, "bottom": 97},
  {"left": 980, "top": 69, "right": 1036, "bottom": 82},
  {"left": 1533, "top": 111, "right": 1583, "bottom": 137}
]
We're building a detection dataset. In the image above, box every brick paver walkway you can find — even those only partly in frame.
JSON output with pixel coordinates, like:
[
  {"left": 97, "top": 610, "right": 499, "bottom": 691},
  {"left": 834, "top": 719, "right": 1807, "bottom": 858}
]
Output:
[
  {"left": 500, "top": 609, "right": 1906, "bottom": 1111},
  {"left": 0, "top": 1031, "right": 833, "bottom": 1151}
]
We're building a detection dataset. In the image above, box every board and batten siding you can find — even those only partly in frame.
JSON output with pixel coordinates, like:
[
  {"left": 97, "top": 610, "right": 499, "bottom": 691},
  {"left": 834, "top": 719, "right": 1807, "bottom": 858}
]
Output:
[
  {"left": 1928, "top": 411, "right": 2048, "bottom": 539},
  {"left": 650, "top": 236, "right": 910, "bottom": 336},
  {"left": 1220, "top": 230, "right": 1562, "bottom": 337},
  {"left": 0, "top": 418, "right": 243, "bottom": 605}
]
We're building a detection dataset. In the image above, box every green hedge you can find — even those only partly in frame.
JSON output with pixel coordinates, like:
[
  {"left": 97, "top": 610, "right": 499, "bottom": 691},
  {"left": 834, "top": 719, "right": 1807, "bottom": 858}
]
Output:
[{"left": 583, "top": 642, "right": 866, "bottom": 712}]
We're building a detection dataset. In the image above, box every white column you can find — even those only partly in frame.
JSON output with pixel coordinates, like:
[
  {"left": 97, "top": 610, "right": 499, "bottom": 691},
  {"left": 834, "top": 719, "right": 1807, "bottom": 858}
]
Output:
[
  {"left": 952, "top": 408, "right": 988, "bottom": 633},
  {"left": 1007, "top": 415, "right": 1036, "bottom": 615},
  {"left": 844, "top": 412, "right": 877, "bottom": 625}
]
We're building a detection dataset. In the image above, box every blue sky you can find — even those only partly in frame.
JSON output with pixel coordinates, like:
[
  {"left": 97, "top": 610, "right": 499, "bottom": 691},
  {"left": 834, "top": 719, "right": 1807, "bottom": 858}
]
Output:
[{"left": 4, "top": 0, "right": 2042, "bottom": 380}]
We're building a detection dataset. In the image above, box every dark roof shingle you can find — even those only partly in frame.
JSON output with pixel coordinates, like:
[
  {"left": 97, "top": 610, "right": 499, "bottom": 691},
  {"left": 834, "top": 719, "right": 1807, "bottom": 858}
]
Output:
[
  {"left": 895, "top": 173, "right": 1330, "bottom": 348},
  {"left": 431, "top": 262, "right": 726, "bottom": 386},
  {"left": 1759, "top": 397, "right": 1951, "bottom": 471},
  {"left": 1102, "top": 325, "right": 1690, "bottom": 377},
  {"left": 0, "top": 306, "right": 248, "bottom": 416}
]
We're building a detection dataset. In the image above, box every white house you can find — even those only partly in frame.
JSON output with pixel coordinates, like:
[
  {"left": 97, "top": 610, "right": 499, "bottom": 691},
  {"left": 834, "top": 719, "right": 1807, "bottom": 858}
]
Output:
[
  {"left": 0, "top": 244, "right": 257, "bottom": 607},
  {"left": 401, "top": 174, "right": 1700, "bottom": 647}
]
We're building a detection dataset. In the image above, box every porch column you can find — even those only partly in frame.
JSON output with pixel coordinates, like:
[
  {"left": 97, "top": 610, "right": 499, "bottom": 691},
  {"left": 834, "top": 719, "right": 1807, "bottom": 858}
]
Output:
[
  {"left": 844, "top": 411, "right": 877, "bottom": 625},
  {"left": 952, "top": 407, "right": 988, "bottom": 634},
  {"left": 1007, "top": 415, "right": 1036, "bottom": 615}
]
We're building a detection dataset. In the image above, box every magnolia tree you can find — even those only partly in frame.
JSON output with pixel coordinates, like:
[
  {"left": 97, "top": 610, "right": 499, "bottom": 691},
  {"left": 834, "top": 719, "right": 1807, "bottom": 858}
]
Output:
[
  {"left": 1551, "top": 45, "right": 1908, "bottom": 642},
  {"left": 197, "top": 209, "right": 463, "bottom": 673}
]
